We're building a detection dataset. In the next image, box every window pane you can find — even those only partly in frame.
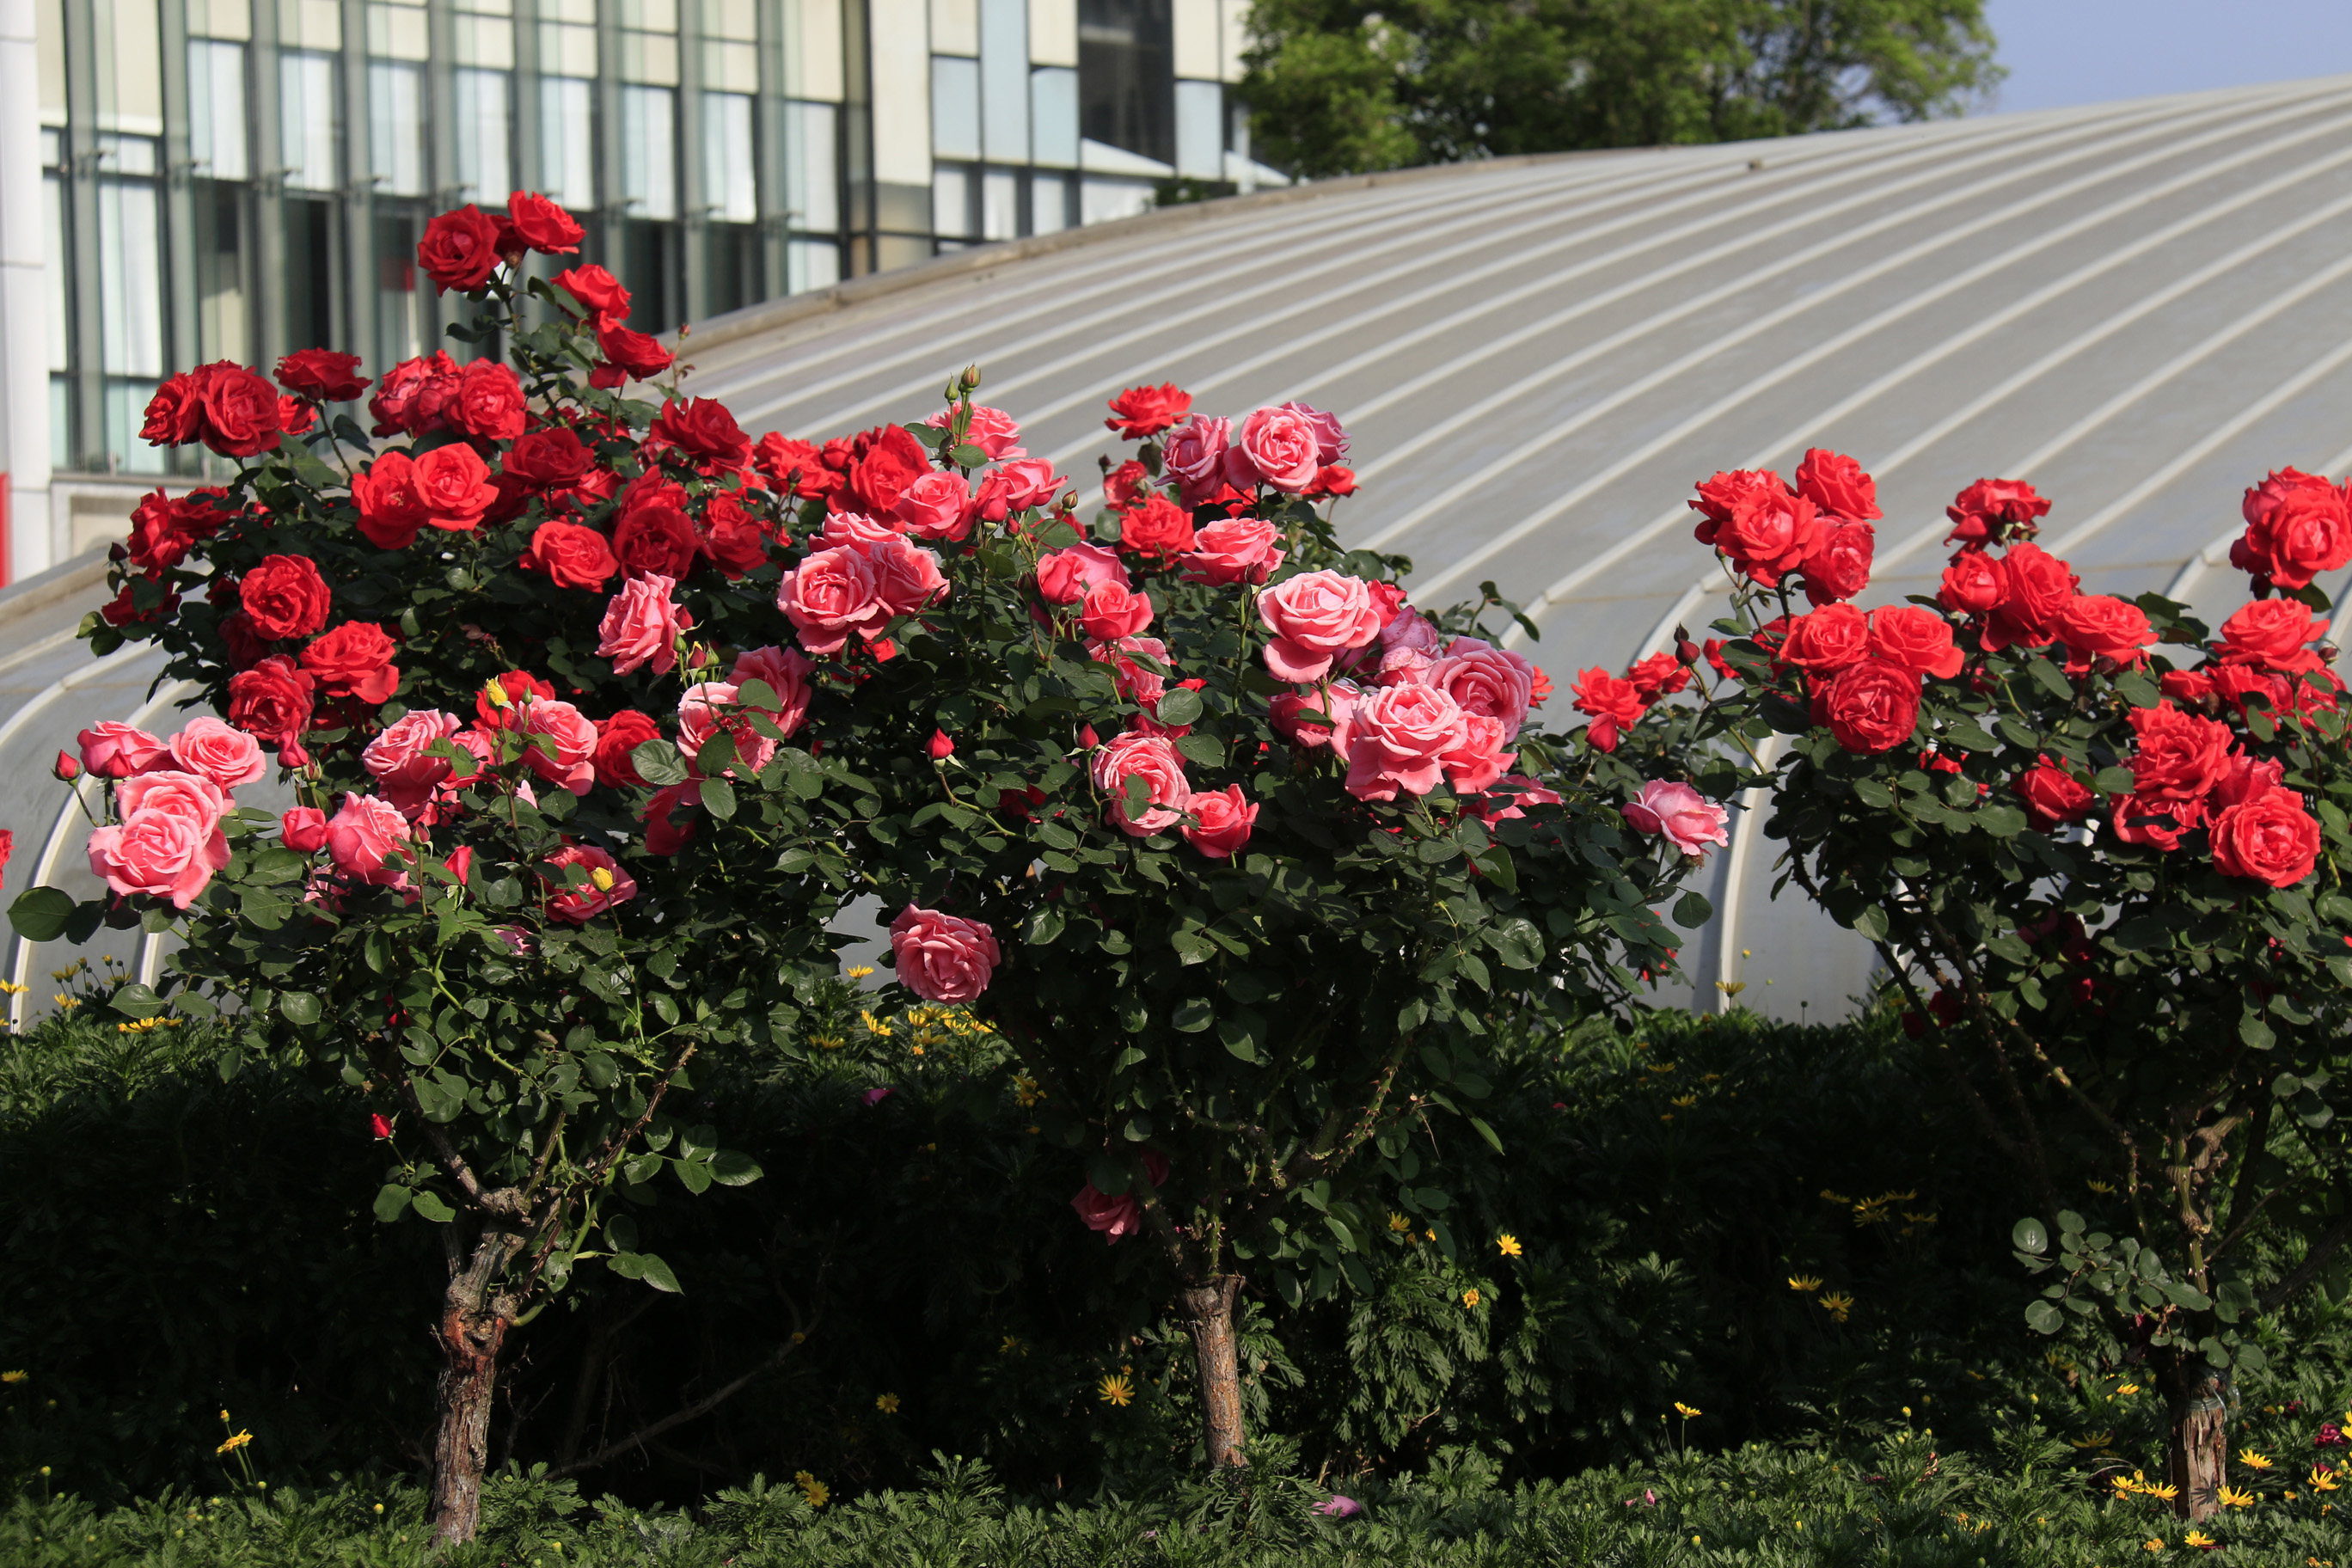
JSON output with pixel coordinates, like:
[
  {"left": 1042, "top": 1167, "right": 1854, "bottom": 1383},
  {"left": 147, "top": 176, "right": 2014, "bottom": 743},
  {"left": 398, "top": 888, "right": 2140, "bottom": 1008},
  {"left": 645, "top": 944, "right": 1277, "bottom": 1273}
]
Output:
[
  {"left": 931, "top": 163, "right": 971, "bottom": 238},
  {"left": 280, "top": 52, "right": 339, "bottom": 191},
  {"left": 978, "top": 0, "right": 1026, "bottom": 163},
  {"left": 701, "top": 91, "right": 756, "bottom": 223},
  {"left": 187, "top": 40, "right": 248, "bottom": 179},
  {"left": 97, "top": 179, "right": 164, "bottom": 377},
  {"left": 539, "top": 77, "right": 595, "bottom": 210},
  {"left": 787, "top": 236, "right": 839, "bottom": 292},
  {"left": 930, "top": 56, "right": 977, "bottom": 162},
  {"left": 1030, "top": 66, "right": 1076, "bottom": 168},
  {"left": 454, "top": 68, "right": 512, "bottom": 203},
  {"left": 1077, "top": 0, "right": 1171, "bottom": 166},
  {"left": 1173, "top": 76, "right": 1219, "bottom": 180},
  {"left": 1030, "top": 169, "right": 1071, "bottom": 233},
  {"left": 621, "top": 86, "right": 677, "bottom": 220},
  {"left": 785, "top": 100, "right": 837, "bottom": 233},
  {"left": 370, "top": 61, "right": 426, "bottom": 196},
  {"left": 980, "top": 167, "right": 1017, "bottom": 240}
]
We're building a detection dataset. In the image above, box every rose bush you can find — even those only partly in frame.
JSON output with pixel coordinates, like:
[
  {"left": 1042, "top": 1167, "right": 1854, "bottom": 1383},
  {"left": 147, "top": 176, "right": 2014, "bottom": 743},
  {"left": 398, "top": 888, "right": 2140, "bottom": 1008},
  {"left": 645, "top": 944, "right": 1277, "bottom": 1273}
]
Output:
[
  {"left": 1622, "top": 450, "right": 2352, "bottom": 1522},
  {"left": 18, "top": 190, "right": 1714, "bottom": 1528}
]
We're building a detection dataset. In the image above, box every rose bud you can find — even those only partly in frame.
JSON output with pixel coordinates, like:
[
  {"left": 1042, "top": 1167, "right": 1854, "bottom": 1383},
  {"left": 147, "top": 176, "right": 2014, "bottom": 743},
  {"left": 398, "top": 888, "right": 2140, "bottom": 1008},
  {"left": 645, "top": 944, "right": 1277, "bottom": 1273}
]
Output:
[
  {"left": 53, "top": 750, "right": 80, "bottom": 781},
  {"left": 928, "top": 729, "right": 955, "bottom": 760},
  {"left": 370, "top": 1113, "right": 394, "bottom": 1140},
  {"left": 281, "top": 805, "right": 330, "bottom": 854}
]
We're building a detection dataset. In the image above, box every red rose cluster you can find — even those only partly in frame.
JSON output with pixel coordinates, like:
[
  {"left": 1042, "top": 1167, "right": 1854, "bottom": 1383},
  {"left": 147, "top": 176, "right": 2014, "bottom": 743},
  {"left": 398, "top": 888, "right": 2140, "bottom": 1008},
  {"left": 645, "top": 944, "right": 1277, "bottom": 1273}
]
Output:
[{"left": 1689, "top": 447, "right": 1881, "bottom": 605}]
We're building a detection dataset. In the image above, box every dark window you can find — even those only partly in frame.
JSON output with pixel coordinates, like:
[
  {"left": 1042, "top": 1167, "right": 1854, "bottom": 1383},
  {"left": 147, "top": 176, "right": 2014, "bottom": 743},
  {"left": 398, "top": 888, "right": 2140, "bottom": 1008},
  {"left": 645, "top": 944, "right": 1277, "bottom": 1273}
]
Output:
[{"left": 1078, "top": 0, "right": 1173, "bottom": 166}]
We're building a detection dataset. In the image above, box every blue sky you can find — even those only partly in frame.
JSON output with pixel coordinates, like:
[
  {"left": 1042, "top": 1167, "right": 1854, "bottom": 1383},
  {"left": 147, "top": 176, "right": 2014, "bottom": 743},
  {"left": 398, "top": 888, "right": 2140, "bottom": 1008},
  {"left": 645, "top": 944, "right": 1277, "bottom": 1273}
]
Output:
[{"left": 1985, "top": 0, "right": 2352, "bottom": 113}]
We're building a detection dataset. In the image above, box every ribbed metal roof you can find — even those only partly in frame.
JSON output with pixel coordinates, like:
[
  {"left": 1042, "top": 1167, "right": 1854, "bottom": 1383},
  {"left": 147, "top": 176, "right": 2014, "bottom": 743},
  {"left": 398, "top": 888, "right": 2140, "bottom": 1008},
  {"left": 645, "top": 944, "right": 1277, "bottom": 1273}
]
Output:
[{"left": 8, "top": 76, "right": 2352, "bottom": 1022}]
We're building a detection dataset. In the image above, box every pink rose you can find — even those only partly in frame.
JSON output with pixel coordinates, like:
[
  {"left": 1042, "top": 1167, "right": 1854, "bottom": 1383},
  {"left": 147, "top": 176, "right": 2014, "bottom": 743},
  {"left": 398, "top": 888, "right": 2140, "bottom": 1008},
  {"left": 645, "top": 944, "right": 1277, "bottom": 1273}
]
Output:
[
  {"left": 1256, "top": 570, "right": 1382, "bottom": 682},
  {"left": 79, "top": 720, "right": 169, "bottom": 779},
  {"left": 892, "top": 469, "right": 975, "bottom": 541},
  {"left": 117, "top": 769, "right": 230, "bottom": 830},
  {"left": 281, "top": 805, "right": 328, "bottom": 853},
  {"left": 1092, "top": 634, "right": 1173, "bottom": 707},
  {"left": 817, "top": 510, "right": 907, "bottom": 548},
  {"left": 1382, "top": 607, "right": 1443, "bottom": 657},
  {"left": 973, "top": 458, "right": 1064, "bottom": 521},
  {"left": 1270, "top": 682, "right": 1362, "bottom": 748},
  {"left": 888, "top": 902, "right": 1001, "bottom": 1001},
  {"left": 777, "top": 546, "right": 889, "bottom": 655},
  {"left": 1183, "top": 782, "right": 1259, "bottom": 858},
  {"left": 87, "top": 798, "right": 230, "bottom": 908},
  {"left": 1071, "top": 1149, "right": 1170, "bottom": 1244},
  {"left": 678, "top": 682, "right": 778, "bottom": 777},
  {"left": 1038, "top": 542, "right": 1130, "bottom": 606},
  {"left": 1161, "top": 414, "right": 1231, "bottom": 505},
  {"left": 1426, "top": 638, "right": 1537, "bottom": 736},
  {"left": 1224, "top": 405, "right": 1324, "bottom": 493},
  {"left": 1091, "top": 730, "right": 1191, "bottom": 836},
  {"left": 363, "top": 707, "right": 467, "bottom": 821},
  {"left": 1440, "top": 714, "right": 1517, "bottom": 795},
  {"left": 1623, "top": 780, "right": 1730, "bottom": 858},
  {"left": 519, "top": 698, "right": 599, "bottom": 794},
  {"left": 543, "top": 843, "right": 638, "bottom": 923},
  {"left": 924, "top": 403, "right": 1025, "bottom": 460},
  {"left": 1276, "top": 401, "right": 1348, "bottom": 465},
  {"left": 1180, "top": 517, "right": 1286, "bottom": 586},
  {"left": 597, "top": 573, "right": 692, "bottom": 676},
  {"left": 325, "top": 792, "right": 413, "bottom": 886},
  {"left": 1331, "top": 685, "right": 1468, "bottom": 801},
  {"left": 167, "top": 716, "right": 266, "bottom": 791},
  {"left": 1081, "top": 581, "right": 1155, "bottom": 640},
  {"left": 868, "top": 536, "right": 951, "bottom": 617},
  {"left": 731, "top": 645, "right": 816, "bottom": 738}
]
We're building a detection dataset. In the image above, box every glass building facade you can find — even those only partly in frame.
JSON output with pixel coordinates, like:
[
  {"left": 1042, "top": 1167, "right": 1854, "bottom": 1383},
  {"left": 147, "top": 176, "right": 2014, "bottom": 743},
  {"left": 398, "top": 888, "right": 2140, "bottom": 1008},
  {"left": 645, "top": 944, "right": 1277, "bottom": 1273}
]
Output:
[{"left": 0, "top": 0, "right": 1271, "bottom": 579}]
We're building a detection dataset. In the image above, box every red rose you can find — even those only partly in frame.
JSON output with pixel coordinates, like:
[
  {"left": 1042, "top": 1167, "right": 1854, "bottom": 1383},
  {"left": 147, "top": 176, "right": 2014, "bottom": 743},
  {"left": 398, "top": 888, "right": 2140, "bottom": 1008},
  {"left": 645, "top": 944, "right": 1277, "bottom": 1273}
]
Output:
[
  {"left": 1309, "top": 464, "right": 1357, "bottom": 497},
  {"left": 520, "top": 521, "right": 620, "bottom": 590},
  {"left": 1793, "top": 448, "right": 1882, "bottom": 522},
  {"left": 416, "top": 205, "right": 505, "bottom": 292},
  {"left": 1867, "top": 605, "right": 1963, "bottom": 679},
  {"left": 2016, "top": 756, "right": 2094, "bottom": 829},
  {"left": 751, "top": 433, "right": 840, "bottom": 499},
  {"left": 411, "top": 444, "right": 499, "bottom": 531},
  {"left": 1945, "top": 478, "right": 2051, "bottom": 547},
  {"left": 2115, "top": 791, "right": 2203, "bottom": 849},
  {"left": 141, "top": 373, "right": 203, "bottom": 446},
  {"left": 1105, "top": 383, "right": 1192, "bottom": 438},
  {"left": 505, "top": 427, "right": 592, "bottom": 490},
  {"left": 1779, "top": 603, "right": 1870, "bottom": 674},
  {"left": 698, "top": 493, "right": 771, "bottom": 577},
  {"left": 1571, "top": 667, "right": 1646, "bottom": 751},
  {"left": 612, "top": 487, "right": 701, "bottom": 578},
  {"left": 2233, "top": 468, "right": 2352, "bottom": 590},
  {"left": 1715, "top": 487, "right": 1822, "bottom": 585},
  {"left": 2210, "top": 788, "right": 2321, "bottom": 885},
  {"left": 2215, "top": 597, "right": 2324, "bottom": 672},
  {"left": 1105, "top": 459, "right": 1152, "bottom": 511},
  {"left": 554, "top": 264, "right": 632, "bottom": 327},
  {"left": 217, "top": 609, "right": 265, "bottom": 667},
  {"left": 225, "top": 655, "right": 316, "bottom": 754},
  {"left": 594, "top": 324, "right": 672, "bottom": 382},
  {"left": 1938, "top": 548, "right": 2004, "bottom": 616},
  {"left": 1799, "top": 520, "right": 1873, "bottom": 606},
  {"left": 128, "top": 487, "right": 230, "bottom": 571},
  {"left": 278, "top": 396, "right": 316, "bottom": 435},
  {"left": 301, "top": 622, "right": 401, "bottom": 705},
  {"left": 1688, "top": 469, "right": 1790, "bottom": 545},
  {"left": 1118, "top": 493, "right": 1196, "bottom": 559},
  {"left": 370, "top": 352, "right": 462, "bottom": 436},
  {"left": 449, "top": 358, "right": 526, "bottom": 442},
  {"left": 592, "top": 710, "right": 663, "bottom": 787},
  {"left": 1981, "top": 542, "right": 2078, "bottom": 652},
  {"left": 2124, "top": 701, "right": 2233, "bottom": 802},
  {"left": 275, "top": 348, "right": 370, "bottom": 402},
  {"left": 649, "top": 397, "right": 751, "bottom": 466},
  {"left": 841, "top": 424, "right": 932, "bottom": 516},
  {"left": 2056, "top": 594, "right": 2155, "bottom": 668},
  {"left": 1626, "top": 652, "right": 1689, "bottom": 701},
  {"left": 506, "top": 191, "right": 585, "bottom": 254},
  {"left": 1816, "top": 658, "right": 1921, "bottom": 753},
  {"left": 193, "top": 362, "right": 284, "bottom": 456},
  {"left": 238, "top": 554, "right": 333, "bottom": 640},
  {"left": 352, "top": 450, "right": 426, "bottom": 550}
]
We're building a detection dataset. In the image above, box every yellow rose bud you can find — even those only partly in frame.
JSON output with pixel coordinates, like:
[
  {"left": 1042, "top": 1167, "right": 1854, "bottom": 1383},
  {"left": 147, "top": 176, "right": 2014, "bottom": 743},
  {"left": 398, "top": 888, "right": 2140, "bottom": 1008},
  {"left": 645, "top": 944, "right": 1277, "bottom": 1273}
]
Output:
[{"left": 591, "top": 867, "right": 616, "bottom": 892}]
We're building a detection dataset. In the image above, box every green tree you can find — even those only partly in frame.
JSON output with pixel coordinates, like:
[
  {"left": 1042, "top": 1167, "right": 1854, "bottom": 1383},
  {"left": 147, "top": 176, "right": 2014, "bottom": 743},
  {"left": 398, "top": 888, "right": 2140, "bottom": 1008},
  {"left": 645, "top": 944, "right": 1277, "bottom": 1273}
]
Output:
[{"left": 1243, "top": 0, "right": 2002, "bottom": 179}]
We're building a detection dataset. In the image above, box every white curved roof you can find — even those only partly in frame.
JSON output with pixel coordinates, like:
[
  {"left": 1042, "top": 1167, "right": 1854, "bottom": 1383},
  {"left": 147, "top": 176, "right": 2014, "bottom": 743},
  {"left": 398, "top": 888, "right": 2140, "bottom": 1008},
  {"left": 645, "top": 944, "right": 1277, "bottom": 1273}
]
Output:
[{"left": 7, "top": 76, "right": 2352, "bottom": 1021}]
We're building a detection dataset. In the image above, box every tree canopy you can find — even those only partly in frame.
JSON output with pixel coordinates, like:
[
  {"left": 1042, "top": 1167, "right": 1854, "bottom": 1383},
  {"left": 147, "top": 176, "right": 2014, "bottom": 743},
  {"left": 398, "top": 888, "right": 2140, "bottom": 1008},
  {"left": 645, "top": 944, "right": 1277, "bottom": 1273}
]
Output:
[{"left": 1242, "top": 0, "right": 2003, "bottom": 179}]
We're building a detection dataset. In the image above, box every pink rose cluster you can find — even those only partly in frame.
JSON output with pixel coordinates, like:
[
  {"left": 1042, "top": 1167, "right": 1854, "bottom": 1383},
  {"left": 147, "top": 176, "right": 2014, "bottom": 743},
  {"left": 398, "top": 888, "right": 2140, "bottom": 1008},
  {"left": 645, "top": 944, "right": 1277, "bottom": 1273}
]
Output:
[
  {"left": 775, "top": 515, "right": 951, "bottom": 657},
  {"left": 79, "top": 716, "right": 265, "bottom": 908}
]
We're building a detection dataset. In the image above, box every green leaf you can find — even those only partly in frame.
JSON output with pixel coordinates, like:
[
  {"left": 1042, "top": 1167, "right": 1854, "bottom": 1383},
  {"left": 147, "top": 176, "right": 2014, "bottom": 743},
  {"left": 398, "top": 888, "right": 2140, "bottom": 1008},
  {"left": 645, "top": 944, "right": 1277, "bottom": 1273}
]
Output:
[
  {"left": 1154, "top": 686, "right": 1203, "bottom": 726},
  {"left": 412, "top": 1190, "right": 457, "bottom": 1223},
  {"left": 8, "top": 886, "right": 77, "bottom": 942},
  {"left": 630, "top": 738, "right": 689, "bottom": 786},
  {"left": 109, "top": 983, "right": 167, "bottom": 1020},
  {"left": 1850, "top": 903, "right": 1890, "bottom": 942},
  {"left": 1672, "top": 891, "right": 1713, "bottom": 928},
  {"left": 1171, "top": 996, "right": 1214, "bottom": 1033},
  {"left": 1485, "top": 916, "right": 1541, "bottom": 970},
  {"left": 279, "top": 990, "right": 323, "bottom": 1026},
  {"left": 1216, "top": 1008, "right": 1265, "bottom": 1062},
  {"left": 2024, "top": 1299, "right": 2064, "bottom": 1334},
  {"left": 2026, "top": 658, "right": 2073, "bottom": 700},
  {"left": 1467, "top": 1116, "right": 1504, "bottom": 1155},
  {"left": 372, "top": 1184, "right": 413, "bottom": 1223},
  {"left": 2012, "top": 1216, "right": 2049, "bottom": 1254},
  {"left": 672, "top": 1155, "right": 714, "bottom": 1194},
  {"left": 701, "top": 777, "right": 738, "bottom": 820},
  {"left": 2240, "top": 1011, "right": 2276, "bottom": 1050}
]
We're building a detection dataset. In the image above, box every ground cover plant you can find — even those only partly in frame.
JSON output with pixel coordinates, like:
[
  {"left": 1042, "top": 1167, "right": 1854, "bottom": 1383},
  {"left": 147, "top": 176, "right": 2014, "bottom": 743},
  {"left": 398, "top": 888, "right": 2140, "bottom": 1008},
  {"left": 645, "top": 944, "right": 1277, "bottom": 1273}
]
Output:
[
  {"left": 1603, "top": 448, "right": 2352, "bottom": 1519},
  {"left": 15, "top": 190, "right": 1714, "bottom": 1540}
]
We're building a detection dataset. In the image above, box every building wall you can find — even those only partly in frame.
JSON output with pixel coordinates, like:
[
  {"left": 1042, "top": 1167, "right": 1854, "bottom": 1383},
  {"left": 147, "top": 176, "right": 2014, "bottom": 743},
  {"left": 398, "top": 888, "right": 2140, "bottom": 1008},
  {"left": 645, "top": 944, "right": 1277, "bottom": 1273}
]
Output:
[{"left": 1, "top": 0, "right": 1271, "bottom": 580}]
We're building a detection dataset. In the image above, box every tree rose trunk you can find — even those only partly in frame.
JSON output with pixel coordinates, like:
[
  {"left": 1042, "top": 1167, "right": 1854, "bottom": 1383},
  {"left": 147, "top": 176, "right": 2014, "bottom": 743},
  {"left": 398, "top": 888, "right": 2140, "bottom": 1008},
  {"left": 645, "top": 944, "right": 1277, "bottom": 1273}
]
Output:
[
  {"left": 1179, "top": 1275, "right": 1249, "bottom": 1468},
  {"left": 429, "top": 1201, "right": 528, "bottom": 1546},
  {"left": 2159, "top": 1360, "right": 2229, "bottom": 1521}
]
